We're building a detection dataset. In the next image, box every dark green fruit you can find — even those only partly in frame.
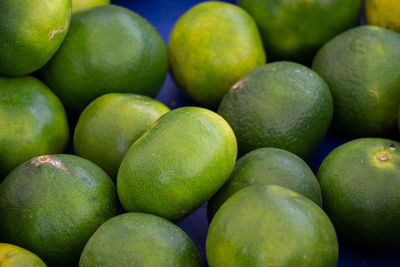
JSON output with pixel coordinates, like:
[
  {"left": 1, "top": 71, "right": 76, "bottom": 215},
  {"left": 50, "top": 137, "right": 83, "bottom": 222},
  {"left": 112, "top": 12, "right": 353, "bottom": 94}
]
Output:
[
  {"left": 41, "top": 5, "right": 167, "bottom": 115},
  {"left": 207, "top": 147, "right": 321, "bottom": 220},
  {"left": 218, "top": 61, "right": 333, "bottom": 158},
  {"left": 0, "top": 154, "right": 118, "bottom": 266}
]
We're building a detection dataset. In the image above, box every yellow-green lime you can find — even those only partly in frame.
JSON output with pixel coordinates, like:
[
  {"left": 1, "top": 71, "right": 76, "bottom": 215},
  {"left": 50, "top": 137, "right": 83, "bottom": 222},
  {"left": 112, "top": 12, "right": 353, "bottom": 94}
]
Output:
[
  {"left": 74, "top": 93, "right": 170, "bottom": 179},
  {"left": 206, "top": 185, "right": 338, "bottom": 267},
  {"left": 72, "top": 0, "right": 109, "bottom": 12},
  {"left": 0, "top": 76, "right": 69, "bottom": 178},
  {"left": 117, "top": 107, "right": 237, "bottom": 221},
  {"left": 0, "top": 243, "right": 46, "bottom": 267},
  {"left": 169, "top": 1, "right": 265, "bottom": 107},
  {"left": 79, "top": 213, "right": 202, "bottom": 267},
  {"left": 0, "top": 0, "right": 71, "bottom": 76}
]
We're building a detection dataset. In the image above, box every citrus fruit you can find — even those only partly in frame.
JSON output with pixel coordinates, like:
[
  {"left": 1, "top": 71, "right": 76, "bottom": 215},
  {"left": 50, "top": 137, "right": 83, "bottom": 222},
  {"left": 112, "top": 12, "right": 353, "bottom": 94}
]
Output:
[
  {"left": 218, "top": 61, "right": 333, "bottom": 158},
  {"left": 0, "top": 76, "right": 69, "bottom": 178},
  {"left": 41, "top": 5, "right": 167, "bottom": 115},
  {"left": 72, "top": 0, "right": 109, "bottom": 12},
  {"left": 0, "top": 0, "right": 71, "bottom": 76},
  {"left": 117, "top": 107, "right": 237, "bottom": 222},
  {"left": 318, "top": 138, "right": 400, "bottom": 249},
  {"left": 207, "top": 147, "right": 321, "bottom": 220},
  {"left": 238, "top": 0, "right": 362, "bottom": 63},
  {"left": 74, "top": 93, "right": 170, "bottom": 179},
  {"left": 168, "top": 1, "right": 265, "bottom": 107},
  {"left": 312, "top": 26, "right": 400, "bottom": 137},
  {"left": 206, "top": 185, "right": 338, "bottom": 267},
  {"left": 365, "top": 0, "right": 400, "bottom": 33},
  {"left": 79, "top": 213, "right": 202, "bottom": 267},
  {"left": 0, "top": 243, "right": 46, "bottom": 267},
  {"left": 0, "top": 154, "right": 118, "bottom": 266}
]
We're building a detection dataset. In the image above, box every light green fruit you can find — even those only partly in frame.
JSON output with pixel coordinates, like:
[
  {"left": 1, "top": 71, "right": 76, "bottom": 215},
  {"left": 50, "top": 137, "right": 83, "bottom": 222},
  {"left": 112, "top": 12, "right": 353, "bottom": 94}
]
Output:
[
  {"left": 0, "top": 76, "right": 69, "bottom": 178},
  {"left": 0, "top": 0, "right": 71, "bottom": 76},
  {"left": 207, "top": 185, "right": 338, "bottom": 267},
  {"left": 79, "top": 213, "right": 202, "bottom": 267},
  {"left": 74, "top": 93, "right": 170, "bottom": 179},
  {"left": 169, "top": 1, "right": 266, "bottom": 106},
  {"left": 117, "top": 107, "right": 237, "bottom": 221},
  {"left": 72, "top": 0, "right": 109, "bottom": 12}
]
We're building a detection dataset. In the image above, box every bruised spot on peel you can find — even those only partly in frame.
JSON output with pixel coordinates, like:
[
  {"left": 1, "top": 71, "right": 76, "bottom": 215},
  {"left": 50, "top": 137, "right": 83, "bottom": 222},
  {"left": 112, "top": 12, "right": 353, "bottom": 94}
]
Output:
[
  {"left": 231, "top": 79, "right": 247, "bottom": 91},
  {"left": 48, "top": 19, "right": 69, "bottom": 40},
  {"left": 30, "top": 155, "right": 70, "bottom": 173}
]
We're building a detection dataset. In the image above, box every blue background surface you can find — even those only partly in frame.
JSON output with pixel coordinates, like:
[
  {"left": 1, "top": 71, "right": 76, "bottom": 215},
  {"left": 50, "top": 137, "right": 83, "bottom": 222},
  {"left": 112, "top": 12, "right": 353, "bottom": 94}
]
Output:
[{"left": 111, "top": 1, "right": 400, "bottom": 266}]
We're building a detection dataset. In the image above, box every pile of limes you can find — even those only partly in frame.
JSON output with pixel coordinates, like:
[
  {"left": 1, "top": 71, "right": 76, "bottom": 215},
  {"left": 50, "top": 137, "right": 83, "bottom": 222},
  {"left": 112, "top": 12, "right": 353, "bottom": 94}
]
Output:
[{"left": 0, "top": 0, "right": 400, "bottom": 266}]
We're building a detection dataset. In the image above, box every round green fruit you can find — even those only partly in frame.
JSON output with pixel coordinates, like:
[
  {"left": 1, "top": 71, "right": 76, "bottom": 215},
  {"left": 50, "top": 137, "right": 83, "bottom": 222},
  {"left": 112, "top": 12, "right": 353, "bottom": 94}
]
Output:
[
  {"left": 207, "top": 147, "right": 321, "bottom": 220},
  {"left": 41, "top": 5, "right": 168, "bottom": 115},
  {"left": 0, "top": 154, "right": 118, "bottom": 266},
  {"left": 218, "top": 61, "right": 333, "bottom": 158},
  {"left": 238, "top": 0, "right": 362, "bottom": 63},
  {"left": 0, "top": 0, "right": 71, "bottom": 76},
  {"left": 74, "top": 93, "right": 170, "bottom": 179},
  {"left": 79, "top": 213, "right": 201, "bottom": 267},
  {"left": 0, "top": 243, "right": 46, "bottom": 267},
  {"left": 168, "top": 1, "right": 265, "bottom": 107},
  {"left": 72, "top": 0, "right": 109, "bottom": 12},
  {"left": 0, "top": 76, "right": 69, "bottom": 178},
  {"left": 312, "top": 26, "right": 400, "bottom": 136},
  {"left": 318, "top": 138, "right": 400, "bottom": 249},
  {"left": 117, "top": 107, "right": 237, "bottom": 222},
  {"left": 206, "top": 185, "right": 338, "bottom": 267}
]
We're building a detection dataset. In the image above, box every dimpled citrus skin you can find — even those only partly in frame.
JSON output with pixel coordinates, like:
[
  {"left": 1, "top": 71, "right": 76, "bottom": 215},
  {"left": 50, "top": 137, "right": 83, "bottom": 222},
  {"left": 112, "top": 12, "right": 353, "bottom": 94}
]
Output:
[
  {"left": 117, "top": 107, "right": 237, "bottom": 222},
  {"left": 72, "top": 0, "right": 109, "bottom": 12},
  {"left": 218, "top": 61, "right": 333, "bottom": 158},
  {"left": 79, "top": 213, "right": 202, "bottom": 267},
  {"left": 207, "top": 147, "right": 322, "bottom": 220},
  {"left": 41, "top": 5, "right": 167, "bottom": 115},
  {"left": 0, "top": 243, "right": 46, "bottom": 267},
  {"left": 0, "top": 0, "right": 71, "bottom": 76},
  {"left": 168, "top": 1, "right": 266, "bottom": 107},
  {"left": 74, "top": 93, "right": 170, "bottom": 179},
  {"left": 312, "top": 26, "right": 400, "bottom": 137},
  {"left": 238, "top": 0, "right": 361, "bottom": 63},
  {"left": 206, "top": 185, "right": 338, "bottom": 267},
  {"left": 0, "top": 154, "right": 118, "bottom": 267},
  {"left": 365, "top": 0, "right": 400, "bottom": 33},
  {"left": 318, "top": 138, "right": 400, "bottom": 249},
  {"left": 0, "top": 76, "right": 69, "bottom": 178}
]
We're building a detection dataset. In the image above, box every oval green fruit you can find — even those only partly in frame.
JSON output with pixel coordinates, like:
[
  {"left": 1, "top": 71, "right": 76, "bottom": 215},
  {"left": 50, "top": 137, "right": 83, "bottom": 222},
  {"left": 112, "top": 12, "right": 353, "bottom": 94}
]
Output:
[
  {"left": 0, "top": 243, "right": 46, "bottom": 267},
  {"left": 168, "top": 1, "right": 266, "bottom": 107},
  {"left": 74, "top": 93, "right": 170, "bottom": 179},
  {"left": 117, "top": 107, "right": 237, "bottom": 221},
  {"left": 0, "top": 154, "right": 119, "bottom": 266},
  {"left": 206, "top": 185, "right": 338, "bottom": 267},
  {"left": 238, "top": 0, "right": 361, "bottom": 63},
  {"left": 72, "top": 0, "right": 109, "bottom": 12},
  {"left": 41, "top": 5, "right": 168, "bottom": 115},
  {"left": 218, "top": 61, "right": 333, "bottom": 158},
  {"left": 318, "top": 138, "right": 400, "bottom": 249},
  {"left": 79, "top": 213, "right": 202, "bottom": 267},
  {"left": 207, "top": 147, "right": 321, "bottom": 220},
  {"left": 0, "top": 76, "right": 69, "bottom": 178},
  {"left": 0, "top": 0, "right": 71, "bottom": 76},
  {"left": 312, "top": 26, "right": 400, "bottom": 136}
]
